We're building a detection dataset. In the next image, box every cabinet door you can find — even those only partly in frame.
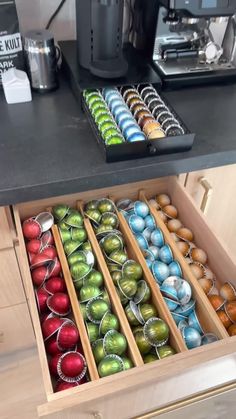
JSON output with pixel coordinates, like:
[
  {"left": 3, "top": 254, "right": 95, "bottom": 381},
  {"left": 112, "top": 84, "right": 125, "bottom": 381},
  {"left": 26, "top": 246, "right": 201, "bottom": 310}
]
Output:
[{"left": 181, "top": 165, "right": 236, "bottom": 265}]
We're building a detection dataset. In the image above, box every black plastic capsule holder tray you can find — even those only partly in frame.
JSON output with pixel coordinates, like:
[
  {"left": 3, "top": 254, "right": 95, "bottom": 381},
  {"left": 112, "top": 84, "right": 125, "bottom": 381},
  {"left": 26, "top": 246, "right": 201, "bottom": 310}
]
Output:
[{"left": 82, "top": 86, "right": 195, "bottom": 163}]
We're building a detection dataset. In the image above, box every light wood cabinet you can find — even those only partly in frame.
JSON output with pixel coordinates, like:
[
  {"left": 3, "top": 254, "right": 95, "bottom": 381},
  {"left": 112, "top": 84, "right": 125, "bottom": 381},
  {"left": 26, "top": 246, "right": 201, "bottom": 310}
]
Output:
[
  {"left": 180, "top": 164, "right": 236, "bottom": 265},
  {"left": 0, "top": 206, "right": 35, "bottom": 356},
  {"left": 11, "top": 176, "right": 236, "bottom": 419},
  {"left": 138, "top": 384, "right": 236, "bottom": 419}
]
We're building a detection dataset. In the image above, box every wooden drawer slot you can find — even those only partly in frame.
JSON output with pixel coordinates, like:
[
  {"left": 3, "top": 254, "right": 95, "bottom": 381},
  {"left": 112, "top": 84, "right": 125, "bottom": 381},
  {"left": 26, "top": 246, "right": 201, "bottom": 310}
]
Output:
[
  {"left": 83, "top": 217, "right": 144, "bottom": 367},
  {"left": 140, "top": 190, "right": 229, "bottom": 339},
  {"left": 52, "top": 226, "right": 99, "bottom": 380}
]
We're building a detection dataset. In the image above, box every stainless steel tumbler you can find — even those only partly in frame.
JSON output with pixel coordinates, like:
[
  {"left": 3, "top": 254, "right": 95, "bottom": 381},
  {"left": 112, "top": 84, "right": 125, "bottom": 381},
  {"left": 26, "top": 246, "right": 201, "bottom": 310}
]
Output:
[{"left": 24, "top": 29, "right": 59, "bottom": 93}]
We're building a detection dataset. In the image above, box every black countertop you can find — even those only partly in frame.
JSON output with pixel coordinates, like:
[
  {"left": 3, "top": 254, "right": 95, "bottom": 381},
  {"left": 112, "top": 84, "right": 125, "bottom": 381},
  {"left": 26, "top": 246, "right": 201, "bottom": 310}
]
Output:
[{"left": 1, "top": 75, "right": 236, "bottom": 206}]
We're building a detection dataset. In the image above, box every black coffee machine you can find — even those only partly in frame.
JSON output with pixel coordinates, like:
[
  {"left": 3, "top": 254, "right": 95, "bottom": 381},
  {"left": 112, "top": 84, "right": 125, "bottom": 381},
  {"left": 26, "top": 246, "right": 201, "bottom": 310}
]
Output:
[
  {"left": 76, "top": 0, "right": 128, "bottom": 79},
  {"left": 75, "top": 0, "right": 236, "bottom": 85}
]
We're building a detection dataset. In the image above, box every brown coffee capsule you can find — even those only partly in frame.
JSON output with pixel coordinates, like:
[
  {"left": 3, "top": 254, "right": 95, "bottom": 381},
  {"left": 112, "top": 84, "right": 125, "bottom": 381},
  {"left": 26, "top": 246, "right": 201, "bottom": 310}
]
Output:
[
  {"left": 143, "top": 120, "right": 162, "bottom": 136},
  {"left": 138, "top": 115, "right": 156, "bottom": 130},
  {"left": 133, "top": 105, "right": 148, "bottom": 119},
  {"left": 148, "top": 128, "right": 166, "bottom": 140},
  {"left": 129, "top": 99, "right": 146, "bottom": 113},
  {"left": 134, "top": 106, "right": 153, "bottom": 121},
  {"left": 138, "top": 114, "right": 155, "bottom": 129},
  {"left": 126, "top": 94, "right": 141, "bottom": 107},
  {"left": 120, "top": 86, "right": 135, "bottom": 98}
]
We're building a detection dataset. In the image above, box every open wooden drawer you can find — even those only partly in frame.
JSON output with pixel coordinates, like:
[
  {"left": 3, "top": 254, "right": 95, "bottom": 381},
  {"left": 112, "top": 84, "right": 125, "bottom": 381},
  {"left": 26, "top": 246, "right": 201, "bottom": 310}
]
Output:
[{"left": 13, "top": 176, "right": 236, "bottom": 419}]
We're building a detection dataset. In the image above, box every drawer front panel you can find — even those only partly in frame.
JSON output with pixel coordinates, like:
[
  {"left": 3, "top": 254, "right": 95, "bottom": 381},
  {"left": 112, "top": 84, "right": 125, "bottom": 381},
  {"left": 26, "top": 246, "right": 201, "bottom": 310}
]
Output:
[
  {"left": 0, "top": 302, "right": 35, "bottom": 355},
  {"left": 0, "top": 248, "right": 26, "bottom": 308},
  {"left": 136, "top": 384, "right": 236, "bottom": 419},
  {"left": 13, "top": 177, "right": 236, "bottom": 418}
]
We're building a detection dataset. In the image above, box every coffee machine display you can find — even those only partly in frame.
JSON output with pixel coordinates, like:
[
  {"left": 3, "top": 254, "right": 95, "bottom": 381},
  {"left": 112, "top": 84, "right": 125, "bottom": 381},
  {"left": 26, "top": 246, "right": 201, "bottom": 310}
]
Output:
[{"left": 152, "top": 0, "right": 236, "bottom": 85}]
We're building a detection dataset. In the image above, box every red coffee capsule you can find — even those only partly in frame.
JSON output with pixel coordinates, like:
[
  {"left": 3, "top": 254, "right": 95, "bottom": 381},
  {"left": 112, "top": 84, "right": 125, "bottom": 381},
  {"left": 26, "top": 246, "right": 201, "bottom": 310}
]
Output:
[
  {"left": 32, "top": 266, "right": 49, "bottom": 287},
  {"left": 48, "top": 258, "right": 62, "bottom": 277},
  {"left": 23, "top": 218, "right": 42, "bottom": 240},
  {"left": 49, "top": 353, "right": 64, "bottom": 376},
  {"left": 42, "top": 316, "right": 65, "bottom": 340},
  {"left": 44, "top": 277, "right": 66, "bottom": 295},
  {"left": 41, "top": 231, "right": 54, "bottom": 248},
  {"left": 45, "top": 335, "right": 61, "bottom": 355},
  {"left": 30, "top": 253, "right": 53, "bottom": 270},
  {"left": 57, "top": 320, "right": 79, "bottom": 350},
  {"left": 41, "top": 246, "right": 57, "bottom": 260},
  {"left": 55, "top": 380, "right": 80, "bottom": 392},
  {"left": 35, "top": 288, "right": 50, "bottom": 314},
  {"left": 26, "top": 239, "right": 42, "bottom": 254},
  {"left": 57, "top": 351, "right": 87, "bottom": 383},
  {"left": 47, "top": 293, "right": 71, "bottom": 316}
]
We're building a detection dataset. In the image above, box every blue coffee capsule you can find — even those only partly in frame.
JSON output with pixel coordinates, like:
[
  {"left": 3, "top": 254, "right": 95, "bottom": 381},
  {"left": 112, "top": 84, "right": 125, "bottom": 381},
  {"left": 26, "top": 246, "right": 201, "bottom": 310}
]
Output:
[
  {"left": 129, "top": 214, "right": 145, "bottom": 233},
  {"left": 160, "top": 284, "right": 178, "bottom": 301},
  {"left": 113, "top": 105, "right": 129, "bottom": 120},
  {"left": 145, "top": 215, "right": 156, "bottom": 232},
  {"left": 143, "top": 248, "right": 155, "bottom": 263},
  {"left": 106, "top": 93, "right": 120, "bottom": 106},
  {"left": 169, "top": 260, "right": 182, "bottom": 277},
  {"left": 178, "top": 319, "right": 188, "bottom": 332},
  {"left": 152, "top": 261, "right": 170, "bottom": 284},
  {"left": 175, "top": 299, "right": 195, "bottom": 317},
  {"left": 117, "top": 112, "right": 133, "bottom": 126},
  {"left": 134, "top": 201, "right": 149, "bottom": 218},
  {"left": 164, "top": 297, "right": 179, "bottom": 311},
  {"left": 182, "top": 326, "right": 202, "bottom": 349},
  {"left": 188, "top": 310, "right": 204, "bottom": 335},
  {"left": 148, "top": 245, "right": 159, "bottom": 260},
  {"left": 171, "top": 312, "right": 188, "bottom": 326},
  {"left": 135, "top": 233, "right": 148, "bottom": 250},
  {"left": 177, "top": 280, "right": 192, "bottom": 306},
  {"left": 102, "top": 87, "right": 117, "bottom": 100},
  {"left": 159, "top": 244, "right": 173, "bottom": 265},
  {"left": 143, "top": 227, "right": 152, "bottom": 242},
  {"left": 128, "top": 132, "right": 146, "bottom": 142},
  {"left": 201, "top": 333, "right": 219, "bottom": 345},
  {"left": 150, "top": 228, "right": 164, "bottom": 247},
  {"left": 120, "top": 117, "right": 136, "bottom": 133},
  {"left": 123, "top": 125, "right": 141, "bottom": 141},
  {"left": 104, "top": 91, "right": 119, "bottom": 104},
  {"left": 110, "top": 99, "right": 124, "bottom": 113}
]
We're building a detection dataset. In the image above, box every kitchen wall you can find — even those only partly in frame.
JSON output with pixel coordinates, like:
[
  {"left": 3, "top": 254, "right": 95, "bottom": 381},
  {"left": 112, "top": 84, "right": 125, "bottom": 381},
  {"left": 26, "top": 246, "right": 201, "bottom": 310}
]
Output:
[{"left": 15, "top": 0, "right": 76, "bottom": 40}]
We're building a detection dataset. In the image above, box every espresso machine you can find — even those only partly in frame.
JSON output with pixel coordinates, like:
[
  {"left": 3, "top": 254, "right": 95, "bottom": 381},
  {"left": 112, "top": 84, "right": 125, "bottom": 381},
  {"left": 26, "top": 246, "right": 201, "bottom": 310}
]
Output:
[{"left": 150, "top": 0, "right": 236, "bottom": 85}]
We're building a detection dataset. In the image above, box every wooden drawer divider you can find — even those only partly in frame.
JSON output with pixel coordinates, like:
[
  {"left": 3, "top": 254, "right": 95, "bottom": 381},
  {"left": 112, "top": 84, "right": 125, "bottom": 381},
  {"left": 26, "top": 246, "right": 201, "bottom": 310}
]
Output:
[
  {"left": 77, "top": 201, "right": 144, "bottom": 367},
  {"left": 139, "top": 190, "right": 229, "bottom": 340},
  {"left": 51, "top": 225, "right": 99, "bottom": 380}
]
